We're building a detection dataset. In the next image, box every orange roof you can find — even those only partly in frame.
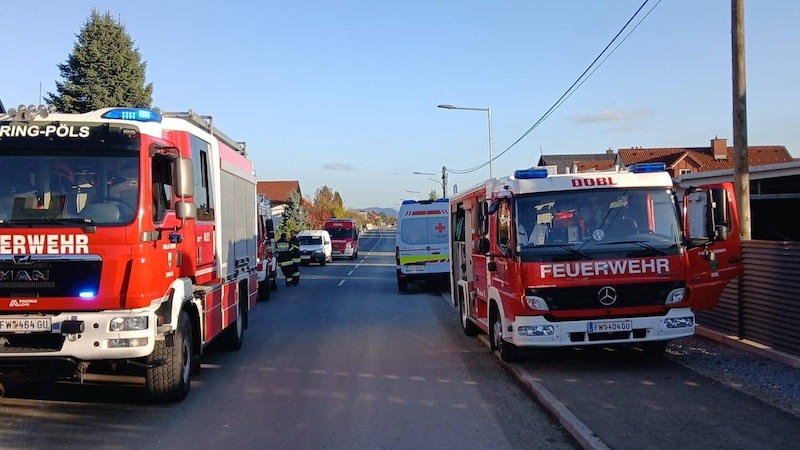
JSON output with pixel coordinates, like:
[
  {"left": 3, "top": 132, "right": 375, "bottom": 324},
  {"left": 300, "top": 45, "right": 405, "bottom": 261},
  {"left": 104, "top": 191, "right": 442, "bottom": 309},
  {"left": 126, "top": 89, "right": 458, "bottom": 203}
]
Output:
[
  {"left": 575, "top": 160, "right": 615, "bottom": 172},
  {"left": 618, "top": 145, "right": 792, "bottom": 172},
  {"left": 257, "top": 180, "right": 301, "bottom": 205}
]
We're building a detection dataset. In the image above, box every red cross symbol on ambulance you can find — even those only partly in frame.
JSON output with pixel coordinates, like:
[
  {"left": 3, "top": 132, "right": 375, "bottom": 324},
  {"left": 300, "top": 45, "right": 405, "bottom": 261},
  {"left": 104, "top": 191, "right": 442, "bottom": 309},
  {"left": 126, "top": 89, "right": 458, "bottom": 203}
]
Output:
[{"left": 435, "top": 222, "right": 445, "bottom": 233}]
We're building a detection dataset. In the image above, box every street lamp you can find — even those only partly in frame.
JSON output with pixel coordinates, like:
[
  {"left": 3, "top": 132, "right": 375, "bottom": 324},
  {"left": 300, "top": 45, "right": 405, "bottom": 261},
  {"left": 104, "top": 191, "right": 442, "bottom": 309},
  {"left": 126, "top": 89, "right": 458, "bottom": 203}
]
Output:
[
  {"left": 412, "top": 171, "right": 444, "bottom": 197},
  {"left": 437, "top": 104, "right": 494, "bottom": 179}
]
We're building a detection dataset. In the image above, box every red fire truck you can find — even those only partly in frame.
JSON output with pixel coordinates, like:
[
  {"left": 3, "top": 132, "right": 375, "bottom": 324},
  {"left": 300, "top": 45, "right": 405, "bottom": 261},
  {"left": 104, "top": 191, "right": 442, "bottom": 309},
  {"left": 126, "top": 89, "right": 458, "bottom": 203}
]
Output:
[
  {"left": 324, "top": 218, "right": 359, "bottom": 260},
  {"left": 450, "top": 164, "right": 743, "bottom": 362},
  {"left": 0, "top": 105, "right": 259, "bottom": 402}
]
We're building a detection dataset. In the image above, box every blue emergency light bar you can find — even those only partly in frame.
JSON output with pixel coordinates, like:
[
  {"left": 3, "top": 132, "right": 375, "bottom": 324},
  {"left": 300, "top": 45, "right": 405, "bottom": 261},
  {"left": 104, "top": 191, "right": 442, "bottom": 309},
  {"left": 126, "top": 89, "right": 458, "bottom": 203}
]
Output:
[
  {"left": 628, "top": 162, "right": 666, "bottom": 173},
  {"left": 101, "top": 108, "right": 163, "bottom": 123},
  {"left": 514, "top": 168, "right": 549, "bottom": 179}
]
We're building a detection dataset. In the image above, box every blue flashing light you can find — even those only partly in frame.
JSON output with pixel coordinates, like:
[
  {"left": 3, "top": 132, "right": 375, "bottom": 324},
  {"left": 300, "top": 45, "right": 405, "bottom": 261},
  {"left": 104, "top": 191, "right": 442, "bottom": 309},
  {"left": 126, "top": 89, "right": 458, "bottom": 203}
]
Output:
[
  {"left": 434, "top": 198, "right": 449, "bottom": 202},
  {"left": 514, "top": 168, "right": 549, "bottom": 179},
  {"left": 629, "top": 162, "right": 666, "bottom": 173},
  {"left": 79, "top": 290, "right": 96, "bottom": 299},
  {"left": 402, "top": 199, "right": 418, "bottom": 205},
  {"left": 101, "top": 108, "right": 163, "bottom": 123}
]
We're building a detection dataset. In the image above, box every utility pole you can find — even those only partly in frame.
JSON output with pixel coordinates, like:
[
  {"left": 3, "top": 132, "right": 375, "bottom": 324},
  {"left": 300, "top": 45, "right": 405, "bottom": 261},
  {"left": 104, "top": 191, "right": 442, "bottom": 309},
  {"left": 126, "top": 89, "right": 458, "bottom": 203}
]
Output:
[
  {"left": 732, "top": 0, "right": 751, "bottom": 240},
  {"left": 441, "top": 166, "right": 447, "bottom": 198}
]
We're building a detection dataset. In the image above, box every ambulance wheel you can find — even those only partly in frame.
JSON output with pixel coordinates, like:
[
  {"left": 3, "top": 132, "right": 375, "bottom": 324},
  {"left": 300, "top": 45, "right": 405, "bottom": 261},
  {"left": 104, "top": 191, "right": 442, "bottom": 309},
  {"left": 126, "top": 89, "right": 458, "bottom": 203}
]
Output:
[
  {"left": 219, "top": 300, "right": 245, "bottom": 351},
  {"left": 397, "top": 275, "right": 408, "bottom": 293},
  {"left": 459, "top": 296, "right": 479, "bottom": 337},
  {"left": 258, "top": 279, "right": 271, "bottom": 302},
  {"left": 641, "top": 341, "right": 668, "bottom": 358},
  {"left": 490, "top": 307, "right": 519, "bottom": 363},
  {"left": 146, "top": 310, "right": 192, "bottom": 402}
]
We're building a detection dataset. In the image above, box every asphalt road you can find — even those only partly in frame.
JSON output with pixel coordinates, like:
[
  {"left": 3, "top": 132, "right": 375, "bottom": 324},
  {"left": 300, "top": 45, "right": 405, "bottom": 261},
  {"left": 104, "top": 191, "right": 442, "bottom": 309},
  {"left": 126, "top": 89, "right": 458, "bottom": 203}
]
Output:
[{"left": 0, "top": 229, "right": 578, "bottom": 450}]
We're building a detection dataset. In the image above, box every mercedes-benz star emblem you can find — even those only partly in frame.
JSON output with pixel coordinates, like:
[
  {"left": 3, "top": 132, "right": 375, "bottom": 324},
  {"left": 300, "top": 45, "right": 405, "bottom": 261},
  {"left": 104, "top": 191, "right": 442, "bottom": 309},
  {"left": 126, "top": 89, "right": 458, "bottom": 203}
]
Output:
[{"left": 598, "top": 286, "right": 617, "bottom": 306}]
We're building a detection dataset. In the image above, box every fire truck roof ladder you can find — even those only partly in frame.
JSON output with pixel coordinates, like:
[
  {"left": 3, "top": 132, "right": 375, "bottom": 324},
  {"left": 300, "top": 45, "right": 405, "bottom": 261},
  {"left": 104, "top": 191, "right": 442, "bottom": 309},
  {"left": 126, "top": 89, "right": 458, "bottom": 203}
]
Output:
[{"left": 160, "top": 109, "right": 247, "bottom": 156}]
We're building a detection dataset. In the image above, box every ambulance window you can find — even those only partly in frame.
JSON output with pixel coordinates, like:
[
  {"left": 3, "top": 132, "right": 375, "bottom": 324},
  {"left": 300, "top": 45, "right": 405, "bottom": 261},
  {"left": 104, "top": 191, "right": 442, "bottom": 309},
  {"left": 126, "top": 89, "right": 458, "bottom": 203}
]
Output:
[{"left": 400, "top": 218, "right": 428, "bottom": 245}]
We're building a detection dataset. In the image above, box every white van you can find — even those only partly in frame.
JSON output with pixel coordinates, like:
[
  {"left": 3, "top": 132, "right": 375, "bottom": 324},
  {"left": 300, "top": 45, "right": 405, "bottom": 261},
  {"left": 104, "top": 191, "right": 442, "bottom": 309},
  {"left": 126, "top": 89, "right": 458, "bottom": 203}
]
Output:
[
  {"left": 297, "top": 230, "right": 332, "bottom": 266},
  {"left": 395, "top": 198, "right": 450, "bottom": 292}
]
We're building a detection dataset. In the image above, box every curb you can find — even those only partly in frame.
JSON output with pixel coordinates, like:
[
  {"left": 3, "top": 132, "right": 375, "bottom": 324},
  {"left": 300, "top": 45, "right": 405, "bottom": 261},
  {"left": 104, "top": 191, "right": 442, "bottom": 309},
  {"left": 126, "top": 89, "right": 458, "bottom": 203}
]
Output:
[{"left": 477, "top": 335, "right": 610, "bottom": 450}]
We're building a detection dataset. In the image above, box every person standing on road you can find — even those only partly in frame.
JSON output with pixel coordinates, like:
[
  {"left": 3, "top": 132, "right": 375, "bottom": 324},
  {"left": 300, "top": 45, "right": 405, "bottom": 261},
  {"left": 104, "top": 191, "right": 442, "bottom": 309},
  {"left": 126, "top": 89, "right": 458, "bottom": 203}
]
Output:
[
  {"left": 289, "top": 229, "right": 301, "bottom": 286},
  {"left": 276, "top": 232, "right": 294, "bottom": 287}
]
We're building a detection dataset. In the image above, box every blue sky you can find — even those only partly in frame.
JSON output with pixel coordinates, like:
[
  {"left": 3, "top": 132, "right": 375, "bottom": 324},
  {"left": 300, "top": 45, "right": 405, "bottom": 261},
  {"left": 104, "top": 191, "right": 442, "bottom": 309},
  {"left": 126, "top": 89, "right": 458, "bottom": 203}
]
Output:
[{"left": 3, "top": 1, "right": 799, "bottom": 210}]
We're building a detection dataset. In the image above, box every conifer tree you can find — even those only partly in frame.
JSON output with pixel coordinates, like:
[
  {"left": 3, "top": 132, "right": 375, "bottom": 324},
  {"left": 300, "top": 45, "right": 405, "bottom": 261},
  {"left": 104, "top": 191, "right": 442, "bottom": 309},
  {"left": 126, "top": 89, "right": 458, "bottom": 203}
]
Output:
[
  {"left": 46, "top": 9, "right": 153, "bottom": 112},
  {"left": 279, "top": 190, "right": 308, "bottom": 235}
]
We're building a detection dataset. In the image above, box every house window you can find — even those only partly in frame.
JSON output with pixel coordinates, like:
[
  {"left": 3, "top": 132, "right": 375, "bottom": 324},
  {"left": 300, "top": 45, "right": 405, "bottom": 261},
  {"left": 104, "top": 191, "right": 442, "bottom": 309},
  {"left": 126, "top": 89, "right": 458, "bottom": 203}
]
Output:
[{"left": 679, "top": 169, "right": 693, "bottom": 175}]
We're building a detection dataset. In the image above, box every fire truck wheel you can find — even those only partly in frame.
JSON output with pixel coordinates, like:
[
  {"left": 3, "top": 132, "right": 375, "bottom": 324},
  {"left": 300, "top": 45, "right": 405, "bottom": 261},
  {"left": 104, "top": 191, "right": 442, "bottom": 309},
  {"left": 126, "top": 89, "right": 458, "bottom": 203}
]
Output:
[
  {"left": 490, "top": 308, "right": 519, "bottom": 363},
  {"left": 258, "top": 280, "right": 271, "bottom": 302},
  {"left": 270, "top": 275, "right": 278, "bottom": 291},
  {"left": 146, "top": 310, "right": 192, "bottom": 402},
  {"left": 219, "top": 301, "right": 245, "bottom": 351},
  {"left": 459, "top": 297, "right": 479, "bottom": 337}
]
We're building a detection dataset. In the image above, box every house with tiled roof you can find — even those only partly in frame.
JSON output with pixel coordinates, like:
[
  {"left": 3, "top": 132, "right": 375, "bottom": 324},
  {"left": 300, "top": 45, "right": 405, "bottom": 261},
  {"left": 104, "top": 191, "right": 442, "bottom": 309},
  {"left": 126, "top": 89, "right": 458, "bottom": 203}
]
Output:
[
  {"left": 537, "top": 151, "right": 616, "bottom": 174},
  {"left": 256, "top": 180, "right": 302, "bottom": 228},
  {"left": 615, "top": 138, "right": 794, "bottom": 178}
]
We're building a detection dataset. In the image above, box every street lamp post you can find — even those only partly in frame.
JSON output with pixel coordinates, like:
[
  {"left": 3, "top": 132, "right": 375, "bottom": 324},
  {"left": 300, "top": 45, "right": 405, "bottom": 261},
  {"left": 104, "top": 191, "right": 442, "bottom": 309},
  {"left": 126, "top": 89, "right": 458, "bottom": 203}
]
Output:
[
  {"left": 412, "top": 171, "right": 444, "bottom": 198},
  {"left": 437, "top": 104, "right": 494, "bottom": 179}
]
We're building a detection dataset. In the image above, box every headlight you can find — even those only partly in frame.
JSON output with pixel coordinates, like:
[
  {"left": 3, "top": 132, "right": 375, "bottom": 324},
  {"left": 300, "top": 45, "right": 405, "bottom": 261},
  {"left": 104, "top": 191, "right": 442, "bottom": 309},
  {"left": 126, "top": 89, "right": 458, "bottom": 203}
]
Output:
[
  {"left": 518, "top": 325, "right": 555, "bottom": 336},
  {"left": 665, "top": 288, "right": 686, "bottom": 305},
  {"left": 664, "top": 317, "right": 694, "bottom": 329},
  {"left": 109, "top": 316, "right": 149, "bottom": 332},
  {"left": 525, "top": 295, "right": 549, "bottom": 311}
]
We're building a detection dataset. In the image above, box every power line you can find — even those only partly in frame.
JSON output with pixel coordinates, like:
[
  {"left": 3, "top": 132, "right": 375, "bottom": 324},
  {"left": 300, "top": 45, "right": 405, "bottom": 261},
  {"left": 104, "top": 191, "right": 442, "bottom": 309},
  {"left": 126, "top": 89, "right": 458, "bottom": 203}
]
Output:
[{"left": 446, "top": 0, "right": 659, "bottom": 175}]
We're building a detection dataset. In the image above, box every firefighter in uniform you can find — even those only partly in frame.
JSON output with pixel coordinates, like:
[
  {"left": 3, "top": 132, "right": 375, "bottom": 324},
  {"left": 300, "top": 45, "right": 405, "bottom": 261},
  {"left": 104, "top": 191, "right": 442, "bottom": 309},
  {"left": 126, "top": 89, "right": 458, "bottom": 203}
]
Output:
[
  {"left": 276, "top": 232, "right": 294, "bottom": 286},
  {"left": 289, "top": 229, "right": 301, "bottom": 286}
]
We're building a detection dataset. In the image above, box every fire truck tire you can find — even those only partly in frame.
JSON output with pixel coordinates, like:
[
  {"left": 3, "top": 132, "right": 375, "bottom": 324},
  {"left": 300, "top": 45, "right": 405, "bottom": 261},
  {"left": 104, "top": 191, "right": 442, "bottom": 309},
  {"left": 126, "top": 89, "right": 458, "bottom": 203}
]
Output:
[
  {"left": 219, "top": 301, "right": 245, "bottom": 351},
  {"left": 146, "top": 310, "right": 192, "bottom": 403},
  {"left": 459, "top": 297, "right": 479, "bottom": 337},
  {"left": 397, "top": 275, "right": 408, "bottom": 293},
  {"left": 270, "top": 272, "right": 278, "bottom": 291},
  {"left": 641, "top": 341, "right": 668, "bottom": 358},
  {"left": 490, "top": 307, "right": 519, "bottom": 363},
  {"left": 258, "top": 279, "right": 271, "bottom": 302}
]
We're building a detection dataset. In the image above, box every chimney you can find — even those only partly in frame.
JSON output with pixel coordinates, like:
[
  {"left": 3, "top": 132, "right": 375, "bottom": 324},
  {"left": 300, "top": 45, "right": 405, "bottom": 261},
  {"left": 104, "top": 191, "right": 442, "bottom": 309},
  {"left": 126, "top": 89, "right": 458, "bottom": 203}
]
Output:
[
  {"left": 606, "top": 148, "right": 614, "bottom": 155},
  {"left": 711, "top": 137, "right": 727, "bottom": 160}
]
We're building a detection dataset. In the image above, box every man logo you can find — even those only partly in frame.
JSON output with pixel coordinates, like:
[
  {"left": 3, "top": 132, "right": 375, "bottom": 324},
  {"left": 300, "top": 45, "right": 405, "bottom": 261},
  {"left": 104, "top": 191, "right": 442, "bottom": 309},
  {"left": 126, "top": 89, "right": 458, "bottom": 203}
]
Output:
[
  {"left": 12, "top": 255, "right": 34, "bottom": 266},
  {"left": 598, "top": 286, "right": 618, "bottom": 306}
]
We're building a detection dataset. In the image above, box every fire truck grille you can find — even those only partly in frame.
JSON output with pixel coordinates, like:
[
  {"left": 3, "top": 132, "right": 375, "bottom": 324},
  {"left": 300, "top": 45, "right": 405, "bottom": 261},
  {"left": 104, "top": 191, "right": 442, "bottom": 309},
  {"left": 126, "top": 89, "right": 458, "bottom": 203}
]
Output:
[
  {"left": 531, "top": 281, "right": 685, "bottom": 311},
  {"left": 0, "top": 259, "right": 102, "bottom": 298}
]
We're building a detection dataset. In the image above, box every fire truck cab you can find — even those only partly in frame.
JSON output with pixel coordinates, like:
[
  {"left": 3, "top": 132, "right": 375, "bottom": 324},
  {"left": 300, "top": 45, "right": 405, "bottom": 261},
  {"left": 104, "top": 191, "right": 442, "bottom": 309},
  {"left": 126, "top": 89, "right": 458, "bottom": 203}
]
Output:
[
  {"left": 0, "top": 105, "right": 259, "bottom": 402},
  {"left": 450, "top": 164, "right": 742, "bottom": 362}
]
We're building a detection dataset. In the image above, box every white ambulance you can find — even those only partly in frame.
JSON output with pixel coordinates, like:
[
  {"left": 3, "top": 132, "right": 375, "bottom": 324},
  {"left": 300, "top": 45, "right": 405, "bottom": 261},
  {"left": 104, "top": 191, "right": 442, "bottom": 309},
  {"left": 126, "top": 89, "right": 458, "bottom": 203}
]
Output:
[{"left": 395, "top": 198, "right": 450, "bottom": 292}]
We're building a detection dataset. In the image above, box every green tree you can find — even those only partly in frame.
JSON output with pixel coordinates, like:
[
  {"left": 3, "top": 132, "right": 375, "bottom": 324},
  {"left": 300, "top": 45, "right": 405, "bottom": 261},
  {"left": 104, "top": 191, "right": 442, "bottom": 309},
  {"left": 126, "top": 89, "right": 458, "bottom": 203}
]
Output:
[
  {"left": 46, "top": 9, "right": 153, "bottom": 112},
  {"left": 427, "top": 189, "right": 437, "bottom": 201},
  {"left": 278, "top": 190, "right": 308, "bottom": 235},
  {"left": 313, "top": 185, "right": 347, "bottom": 218}
]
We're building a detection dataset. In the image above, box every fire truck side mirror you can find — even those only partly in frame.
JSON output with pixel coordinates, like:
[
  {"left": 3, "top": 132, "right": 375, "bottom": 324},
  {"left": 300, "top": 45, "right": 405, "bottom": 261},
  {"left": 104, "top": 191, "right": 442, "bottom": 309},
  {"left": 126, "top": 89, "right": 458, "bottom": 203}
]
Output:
[
  {"left": 175, "top": 157, "right": 195, "bottom": 198},
  {"left": 175, "top": 200, "right": 197, "bottom": 220},
  {"left": 474, "top": 201, "right": 490, "bottom": 235}
]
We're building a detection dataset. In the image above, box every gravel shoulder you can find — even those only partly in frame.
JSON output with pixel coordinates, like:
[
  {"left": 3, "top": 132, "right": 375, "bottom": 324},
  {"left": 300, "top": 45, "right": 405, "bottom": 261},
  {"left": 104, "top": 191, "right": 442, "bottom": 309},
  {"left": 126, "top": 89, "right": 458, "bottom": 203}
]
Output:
[{"left": 665, "top": 328, "right": 800, "bottom": 419}]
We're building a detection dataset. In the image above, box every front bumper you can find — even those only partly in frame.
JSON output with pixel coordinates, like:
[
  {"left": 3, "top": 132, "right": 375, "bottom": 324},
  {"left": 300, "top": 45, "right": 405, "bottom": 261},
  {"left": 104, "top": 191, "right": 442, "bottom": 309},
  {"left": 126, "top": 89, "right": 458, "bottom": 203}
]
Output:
[{"left": 508, "top": 307, "right": 695, "bottom": 348}]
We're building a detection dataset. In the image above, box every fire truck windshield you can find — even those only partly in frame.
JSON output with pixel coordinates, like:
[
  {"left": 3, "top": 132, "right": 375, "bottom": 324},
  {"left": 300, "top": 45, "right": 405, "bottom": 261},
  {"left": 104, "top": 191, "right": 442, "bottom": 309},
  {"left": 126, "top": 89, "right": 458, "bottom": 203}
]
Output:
[
  {"left": 0, "top": 151, "right": 140, "bottom": 225},
  {"left": 515, "top": 188, "right": 681, "bottom": 261}
]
